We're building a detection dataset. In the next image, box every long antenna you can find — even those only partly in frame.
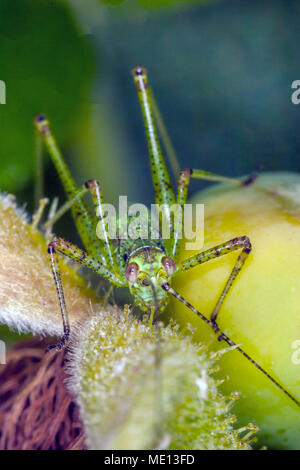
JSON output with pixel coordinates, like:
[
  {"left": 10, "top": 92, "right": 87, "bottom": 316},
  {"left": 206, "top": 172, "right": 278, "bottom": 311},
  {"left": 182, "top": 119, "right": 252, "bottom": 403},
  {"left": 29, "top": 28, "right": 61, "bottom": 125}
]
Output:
[{"left": 161, "top": 282, "right": 300, "bottom": 408}]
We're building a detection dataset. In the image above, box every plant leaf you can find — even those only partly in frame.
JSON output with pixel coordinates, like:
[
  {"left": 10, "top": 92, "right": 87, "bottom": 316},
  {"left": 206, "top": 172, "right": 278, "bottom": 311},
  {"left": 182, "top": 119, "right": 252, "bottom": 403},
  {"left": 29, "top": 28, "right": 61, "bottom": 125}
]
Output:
[{"left": 0, "top": 0, "right": 94, "bottom": 193}]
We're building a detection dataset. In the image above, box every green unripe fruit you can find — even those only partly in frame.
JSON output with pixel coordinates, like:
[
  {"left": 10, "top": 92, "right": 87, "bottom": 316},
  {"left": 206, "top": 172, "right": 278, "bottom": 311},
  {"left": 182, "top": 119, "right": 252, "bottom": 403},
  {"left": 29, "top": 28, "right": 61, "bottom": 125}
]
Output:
[{"left": 168, "top": 172, "right": 300, "bottom": 450}]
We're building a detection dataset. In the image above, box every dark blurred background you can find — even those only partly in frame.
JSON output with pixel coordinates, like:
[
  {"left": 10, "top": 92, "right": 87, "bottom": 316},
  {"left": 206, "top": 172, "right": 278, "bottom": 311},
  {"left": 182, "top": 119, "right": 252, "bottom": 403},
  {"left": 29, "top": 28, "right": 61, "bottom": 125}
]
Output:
[
  {"left": 2, "top": 0, "right": 300, "bottom": 210},
  {"left": 73, "top": 0, "right": 300, "bottom": 208},
  {"left": 0, "top": 0, "right": 300, "bottom": 341}
]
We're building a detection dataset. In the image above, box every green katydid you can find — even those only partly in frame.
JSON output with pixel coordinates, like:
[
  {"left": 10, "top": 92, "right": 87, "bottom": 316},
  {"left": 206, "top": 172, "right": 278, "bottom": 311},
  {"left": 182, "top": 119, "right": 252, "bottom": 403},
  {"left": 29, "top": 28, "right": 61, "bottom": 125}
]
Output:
[{"left": 34, "top": 66, "right": 300, "bottom": 408}]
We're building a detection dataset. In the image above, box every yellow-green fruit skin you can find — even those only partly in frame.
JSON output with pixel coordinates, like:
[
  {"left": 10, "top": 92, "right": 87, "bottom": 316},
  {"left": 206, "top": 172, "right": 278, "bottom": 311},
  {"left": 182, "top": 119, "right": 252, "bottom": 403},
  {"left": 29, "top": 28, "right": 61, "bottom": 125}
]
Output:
[{"left": 167, "top": 172, "right": 300, "bottom": 450}]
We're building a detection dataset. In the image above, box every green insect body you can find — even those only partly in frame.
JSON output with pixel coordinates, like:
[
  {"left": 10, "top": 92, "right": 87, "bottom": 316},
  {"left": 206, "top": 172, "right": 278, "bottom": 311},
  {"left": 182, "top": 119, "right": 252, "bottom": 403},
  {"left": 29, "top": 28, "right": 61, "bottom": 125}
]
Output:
[
  {"left": 125, "top": 246, "right": 170, "bottom": 311},
  {"left": 34, "top": 66, "right": 300, "bottom": 408}
]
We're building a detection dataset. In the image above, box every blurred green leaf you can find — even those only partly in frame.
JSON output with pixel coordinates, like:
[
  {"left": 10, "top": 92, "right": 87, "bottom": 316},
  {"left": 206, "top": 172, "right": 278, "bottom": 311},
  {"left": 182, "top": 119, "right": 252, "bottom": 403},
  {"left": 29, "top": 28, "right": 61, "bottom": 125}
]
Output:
[
  {"left": 137, "top": 0, "right": 203, "bottom": 8},
  {"left": 98, "top": 0, "right": 210, "bottom": 9},
  {"left": 0, "top": 0, "right": 94, "bottom": 193},
  {"left": 99, "top": 0, "right": 124, "bottom": 5}
]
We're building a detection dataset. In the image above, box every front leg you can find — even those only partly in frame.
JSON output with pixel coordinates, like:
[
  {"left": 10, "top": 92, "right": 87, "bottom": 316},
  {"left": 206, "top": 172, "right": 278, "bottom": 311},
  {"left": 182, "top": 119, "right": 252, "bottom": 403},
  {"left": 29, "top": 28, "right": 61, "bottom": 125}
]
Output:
[
  {"left": 175, "top": 236, "right": 252, "bottom": 326},
  {"left": 47, "top": 237, "right": 126, "bottom": 351},
  {"left": 47, "top": 242, "right": 70, "bottom": 352}
]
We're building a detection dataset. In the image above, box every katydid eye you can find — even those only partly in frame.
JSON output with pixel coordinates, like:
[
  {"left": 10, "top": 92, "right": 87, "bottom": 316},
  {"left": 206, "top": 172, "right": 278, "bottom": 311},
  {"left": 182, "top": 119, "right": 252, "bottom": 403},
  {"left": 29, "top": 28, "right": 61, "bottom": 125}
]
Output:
[
  {"left": 125, "top": 262, "right": 139, "bottom": 283},
  {"left": 161, "top": 257, "right": 176, "bottom": 276},
  {"left": 141, "top": 278, "right": 151, "bottom": 287}
]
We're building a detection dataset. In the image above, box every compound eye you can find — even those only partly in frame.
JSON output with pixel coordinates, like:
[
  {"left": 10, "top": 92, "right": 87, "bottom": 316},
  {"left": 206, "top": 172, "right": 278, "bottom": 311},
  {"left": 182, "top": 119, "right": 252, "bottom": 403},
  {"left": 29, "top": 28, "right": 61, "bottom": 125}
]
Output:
[
  {"left": 141, "top": 277, "right": 151, "bottom": 287},
  {"left": 161, "top": 257, "right": 176, "bottom": 276},
  {"left": 125, "top": 262, "right": 139, "bottom": 283}
]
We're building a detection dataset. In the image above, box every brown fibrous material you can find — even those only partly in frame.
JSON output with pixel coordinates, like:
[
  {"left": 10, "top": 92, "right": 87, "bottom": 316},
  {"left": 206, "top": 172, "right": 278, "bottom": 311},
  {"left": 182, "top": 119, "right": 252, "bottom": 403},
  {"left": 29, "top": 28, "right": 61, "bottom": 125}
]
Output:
[{"left": 0, "top": 338, "right": 85, "bottom": 450}]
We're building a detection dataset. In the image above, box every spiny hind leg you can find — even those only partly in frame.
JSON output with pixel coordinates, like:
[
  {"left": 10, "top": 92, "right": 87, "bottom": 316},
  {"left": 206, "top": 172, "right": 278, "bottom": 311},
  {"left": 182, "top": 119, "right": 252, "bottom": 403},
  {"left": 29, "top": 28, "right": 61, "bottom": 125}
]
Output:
[
  {"left": 132, "top": 67, "right": 176, "bottom": 255},
  {"left": 34, "top": 115, "right": 104, "bottom": 261},
  {"left": 175, "top": 236, "right": 252, "bottom": 327},
  {"left": 84, "top": 179, "right": 120, "bottom": 275},
  {"left": 43, "top": 178, "right": 121, "bottom": 273}
]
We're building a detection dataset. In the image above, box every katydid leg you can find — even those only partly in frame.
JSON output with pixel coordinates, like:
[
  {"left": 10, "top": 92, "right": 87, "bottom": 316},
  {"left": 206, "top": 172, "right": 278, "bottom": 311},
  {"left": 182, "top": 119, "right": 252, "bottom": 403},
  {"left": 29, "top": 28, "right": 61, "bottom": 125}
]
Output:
[
  {"left": 162, "top": 282, "right": 300, "bottom": 408},
  {"left": 47, "top": 237, "right": 126, "bottom": 350},
  {"left": 176, "top": 236, "right": 252, "bottom": 325}
]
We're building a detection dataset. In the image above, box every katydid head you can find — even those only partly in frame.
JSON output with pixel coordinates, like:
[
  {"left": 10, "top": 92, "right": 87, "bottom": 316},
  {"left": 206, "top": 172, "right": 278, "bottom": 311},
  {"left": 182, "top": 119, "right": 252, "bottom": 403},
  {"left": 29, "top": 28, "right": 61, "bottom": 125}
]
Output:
[{"left": 125, "top": 247, "right": 176, "bottom": 312}]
